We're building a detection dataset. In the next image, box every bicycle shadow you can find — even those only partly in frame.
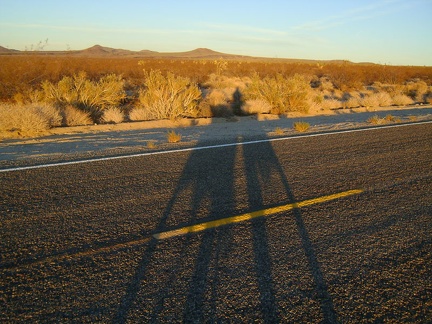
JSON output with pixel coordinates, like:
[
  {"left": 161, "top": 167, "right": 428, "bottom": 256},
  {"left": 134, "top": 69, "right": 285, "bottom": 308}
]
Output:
[{"left": 114, "top": 120, "right": 338, "bottom": 322}]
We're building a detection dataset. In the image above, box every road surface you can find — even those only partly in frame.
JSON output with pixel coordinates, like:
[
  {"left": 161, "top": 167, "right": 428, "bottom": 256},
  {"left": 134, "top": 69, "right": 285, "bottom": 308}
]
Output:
[{"left": 1, "top": 123, "right": 431, "bottom": 322}]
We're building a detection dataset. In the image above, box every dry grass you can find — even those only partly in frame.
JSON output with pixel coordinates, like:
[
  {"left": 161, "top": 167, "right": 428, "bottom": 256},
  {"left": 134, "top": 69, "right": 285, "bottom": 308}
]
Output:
[
  {"left": 0, "top": 104, "right": 48, "bottom": 134},
  {"left": 241, "top": 99, "right": 272, "bottom": 115},
  {"left": 129, "top": 107, "right": 152, "bottom": 121},
  {"left": 391, "top": 94, "right": 414, "bottom": 106},
  {"left": 101, "top": 107, "right": 124, "bottom": 124},
  {"left": 274, "top": 127, "right": 285, "bottom": 135},
  {"left": 367, "top": 115, "right": 387, "bottom": 125},
  {"left": 166, "top": 130, "right": 182, "bottom": 143},
  {"left": 61, "top": 105, "right": 92, "bottom": 126},
  {"left": 293, "top": 121, "right": 310, "bottom": 132},
  {"left": 146, "top": 141, "right": 157, "bottom": 149}
]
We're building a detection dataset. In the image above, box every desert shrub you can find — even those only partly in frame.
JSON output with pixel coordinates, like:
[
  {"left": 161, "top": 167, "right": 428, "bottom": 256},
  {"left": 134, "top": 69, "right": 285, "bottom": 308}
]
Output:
[
  {"left": 391, "top": 94, "right": 414, "bottom": 106},
  {"left": 205, "top": 89, "right": 230, "bottom": 107},
  {"left": 129, "top": 107, "right": 153, "bottom": 121},
  {"left": 359, "top": 94, "right": 380, "bottom": 108},
  {"left": 317, "top": 77, "right": 335, "bottom": 91},
  {"left": 245, "top": 73, "right": 311, "bottom": 114},
  {"left": 241, "top": 99, "right": 272, "bottom": 115},
  {"left": 101, "top": 107, "right": 124, "bottom": 124},
  {"left": 40, "top": 72, "right": 126, "bottom": 121},
  {"left": 293, "top": 121, "right": 310, "bottom": 132},
  {"left": 31, "top": 103, "right": 63, "bottom": 127},
  {"left": 343, "top": 97, "right": 360, "bottom": 108},
  {"left": 374, "top": 92, "right": 393, "bottom": 106},
  {"left": 404, "top": 80, "right": 429, "bottom": 102},
  {"left": 166, "top": 130, "right": 182, "bottom": 143},
  {"left": 61, "top": 105, "right": 92, "bottom": 126},
  {"left": 367, "top": 115, "right": 386, "bottom": 125},
  {"left": 204, "top": 74, "right": 250, "bottom": 90},
  {"left": 138, "top": 69, "right": 201, "bottom": 120},
  {"left": 321, "top": 98, "right": 342, "bottom": 110},
  {"left": 0, "top": 104, "right": 51, "bottom": 136}
]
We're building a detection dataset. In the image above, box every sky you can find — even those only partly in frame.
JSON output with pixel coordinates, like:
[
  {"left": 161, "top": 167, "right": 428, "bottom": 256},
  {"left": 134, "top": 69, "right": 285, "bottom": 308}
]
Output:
[{"left": 0, "top": 0, "right": 431, "bottom": 66}]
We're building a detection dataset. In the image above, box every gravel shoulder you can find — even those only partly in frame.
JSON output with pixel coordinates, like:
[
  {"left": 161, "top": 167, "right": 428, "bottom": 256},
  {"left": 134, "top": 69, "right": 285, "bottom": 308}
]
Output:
[{"left": 1, "top": 105, "right": 431, "bottom": 169}]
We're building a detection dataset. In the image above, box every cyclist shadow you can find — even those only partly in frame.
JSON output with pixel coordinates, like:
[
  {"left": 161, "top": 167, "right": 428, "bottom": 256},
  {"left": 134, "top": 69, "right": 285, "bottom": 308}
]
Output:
[{"left": 114, "top": 123, "right": 337, "bottom": 323}]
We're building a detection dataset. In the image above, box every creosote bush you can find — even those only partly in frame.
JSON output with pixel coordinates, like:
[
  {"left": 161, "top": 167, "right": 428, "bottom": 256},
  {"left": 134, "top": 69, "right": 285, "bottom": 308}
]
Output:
[
  {"left": 138, "top": 69, "right": 201, "bottom": 120},
  {"left": 37, "top": 72, "right": 126, "bottom": 122},
  {"left": 245, "top": 73, "right": 311, "bottom": 114}
]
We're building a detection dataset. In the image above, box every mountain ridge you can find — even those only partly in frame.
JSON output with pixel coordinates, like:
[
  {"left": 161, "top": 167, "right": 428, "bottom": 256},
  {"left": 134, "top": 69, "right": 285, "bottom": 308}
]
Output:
[{"left": 0, "top": 44, "right": 355, "bottom": 64}]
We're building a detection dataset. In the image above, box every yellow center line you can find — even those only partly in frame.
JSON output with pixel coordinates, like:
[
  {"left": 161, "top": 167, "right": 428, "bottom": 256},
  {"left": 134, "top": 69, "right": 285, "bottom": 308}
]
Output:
[{"left": 153, "top": 189, "right": 363, "bottom": 240}]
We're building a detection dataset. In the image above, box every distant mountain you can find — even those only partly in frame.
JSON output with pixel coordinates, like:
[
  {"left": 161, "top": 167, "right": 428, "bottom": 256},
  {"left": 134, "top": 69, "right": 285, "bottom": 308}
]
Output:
[
  {"left": 77, "top": 45, "right": 244, "bottom": 59},
  {"left": 0, "top": 45, "right": 18, "bottom": 53},
  {"left": 161, "top": 48, "right": 240, "bottom": 58},
  {"left": 0, "top": 43, "right": 354, "bottom": 64},
  {"left": 79, "top": 44, "right": 135, "bottom": 56}
]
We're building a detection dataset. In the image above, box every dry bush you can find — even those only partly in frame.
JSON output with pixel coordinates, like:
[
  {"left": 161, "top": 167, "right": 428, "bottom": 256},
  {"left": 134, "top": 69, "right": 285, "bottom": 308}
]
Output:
[
  {"left": 245, "top": 73, "right": 311, "bottom": 114},
  {"left": 367, "top": 115, "right": 384, "bottom": 125},
  {"left": 31, "top": 103, "right": 63, "bottom": 127},
  {"left": 359, "top": 94, "right": 380, "bottom": 108},
  {"left": 343, "top": 97, "right": 360, "bottom": 108},
  {"left": 391, "top": 94, "right": 414, "bottom": 106},
  {"left": 0, "top": 104, "right": 51, "bottom": 136},
  {"left": 204, "top": 74, "right": 250, "bottom": 90},
  {"left": 321, "top": 98, "right": 343, "bottom": 110},
  {"left": 404, "top": 80, "right": 429, "bottom": 102},
  {"left": 101, "top": 107, "right": 124, "bottom": 124},
  {"left": 274, "top": 127, "right": 285, "bottom": 135},
  {"left": 2, "top": 55, "right": 432, "bottom": 102},
  {"left": 317, "top": 77, "right": 335, "bottom": 91},
  {"left": 129, "top": 107, "right": 152, "bottom": 121},
  {"left": 293, "top": 121, "right": 310, "bottom": 132},
  {"left": 40, "top": 72, "right": 126, "bottom": 121},
  {"left": 138, "top": 69, "right": 201, "bottom": 120},
  {"left": 61, "top": 105, "right": 92, "bottom": 126},
  {"left": 374, "top": 92, "right": 393, "bottom": 106},
  {"left": 385, "top": 114, "right": 396, "bottom": 122},
  {"left": 146, "top": 141, "right": 157, "bottom": 149},
  {"left": 166, "top": 130, "right": 182, "bottom": 143},
  {"left": 241, "top": 99, "right": 272, "bottom": 115},
  {"left": 205, "top": 89, "right": 229, "bottom": 107}
]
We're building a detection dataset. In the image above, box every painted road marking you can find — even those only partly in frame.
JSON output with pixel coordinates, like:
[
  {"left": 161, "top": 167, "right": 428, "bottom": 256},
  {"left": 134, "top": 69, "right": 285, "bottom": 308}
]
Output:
[
  {"left": 153, "top": 189, "right": 363, "bottom": 240},
  {"left": 0, "top": 121, "right": 431, "bottom": 173},
  {"left": 4, "top": 189, "right": 363, "bottom": 269}
]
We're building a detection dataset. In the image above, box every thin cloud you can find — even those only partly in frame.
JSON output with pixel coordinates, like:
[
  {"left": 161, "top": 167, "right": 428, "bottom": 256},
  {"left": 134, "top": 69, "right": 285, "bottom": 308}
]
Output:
[{"left": 294, "top": 0, "right": 408, "bottom": 31}]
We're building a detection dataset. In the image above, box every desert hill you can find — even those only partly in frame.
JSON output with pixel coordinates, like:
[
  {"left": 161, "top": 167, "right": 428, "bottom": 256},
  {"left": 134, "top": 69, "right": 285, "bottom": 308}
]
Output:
[
  {"left": 0, "top": 45, "right": 18, "bottom": 53},
  {"left": 0, "top": 44, "right": 353, "bottom": 63}
]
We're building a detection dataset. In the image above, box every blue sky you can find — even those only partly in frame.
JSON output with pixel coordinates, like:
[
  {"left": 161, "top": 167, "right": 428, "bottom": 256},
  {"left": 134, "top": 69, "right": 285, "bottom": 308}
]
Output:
[{"left": 0, "top": 0, "right": 431, "bottom": 65}]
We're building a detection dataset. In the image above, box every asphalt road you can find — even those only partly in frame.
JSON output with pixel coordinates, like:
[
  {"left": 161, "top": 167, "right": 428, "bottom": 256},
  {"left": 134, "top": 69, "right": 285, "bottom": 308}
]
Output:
[{"left": 1, "top": 123, "right": 431, "bottom": 323}]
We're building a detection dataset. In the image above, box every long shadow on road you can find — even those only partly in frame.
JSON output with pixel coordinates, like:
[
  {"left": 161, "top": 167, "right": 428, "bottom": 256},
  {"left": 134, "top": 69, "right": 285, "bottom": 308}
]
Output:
[{"left": 114, "top": 126, "right": 338, "bottom": 322}]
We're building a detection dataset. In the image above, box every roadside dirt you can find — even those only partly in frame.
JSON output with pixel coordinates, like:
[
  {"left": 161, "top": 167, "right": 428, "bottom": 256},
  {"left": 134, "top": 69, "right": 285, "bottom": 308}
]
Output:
[{"left": 0, "top": 105, "right": 431, "bottom": 168}]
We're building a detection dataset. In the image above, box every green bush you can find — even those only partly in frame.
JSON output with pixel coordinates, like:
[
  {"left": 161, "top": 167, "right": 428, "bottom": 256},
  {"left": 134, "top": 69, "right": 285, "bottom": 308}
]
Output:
[
  {"left": 245, "top": 73, "right": 311, "bottom": 114},
  {"left": 138, "top": 69, "right": 202, "bottom": 120}
]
